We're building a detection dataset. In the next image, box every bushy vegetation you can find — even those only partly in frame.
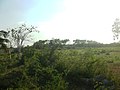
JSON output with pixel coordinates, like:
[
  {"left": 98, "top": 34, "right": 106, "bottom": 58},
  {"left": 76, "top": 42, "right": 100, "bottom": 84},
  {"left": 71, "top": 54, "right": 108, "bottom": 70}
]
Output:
[{"left": 0, "top": 38, "right": 120, "bottom": 90}]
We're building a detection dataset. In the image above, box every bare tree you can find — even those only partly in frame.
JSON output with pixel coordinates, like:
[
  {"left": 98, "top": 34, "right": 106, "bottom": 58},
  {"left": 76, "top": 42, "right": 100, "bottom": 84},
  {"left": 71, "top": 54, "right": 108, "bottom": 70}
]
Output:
[
  {"left": 8, "top": 24, "right": 38, "bottom": 59},
  {"left": 112, "top": 18, "right": 120, "bottom": 40}
]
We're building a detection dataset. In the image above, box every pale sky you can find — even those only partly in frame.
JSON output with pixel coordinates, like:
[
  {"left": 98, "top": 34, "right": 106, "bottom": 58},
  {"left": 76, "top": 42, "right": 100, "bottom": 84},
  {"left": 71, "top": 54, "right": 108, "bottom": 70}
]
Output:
[{"left": 0, "top": 0, "right": 120, "bottom": 44}]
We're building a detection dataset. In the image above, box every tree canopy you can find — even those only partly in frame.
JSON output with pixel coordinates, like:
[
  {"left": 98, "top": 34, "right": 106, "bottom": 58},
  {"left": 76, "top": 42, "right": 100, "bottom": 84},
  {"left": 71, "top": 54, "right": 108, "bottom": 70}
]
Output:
[{"left": 0, "top": 30, "right": 9, "bottom": 52}]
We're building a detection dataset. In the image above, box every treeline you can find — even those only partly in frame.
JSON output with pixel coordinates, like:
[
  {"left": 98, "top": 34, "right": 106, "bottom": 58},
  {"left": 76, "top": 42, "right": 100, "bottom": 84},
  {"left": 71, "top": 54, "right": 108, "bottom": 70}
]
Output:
[{"left": 33, "top": 39, "right": 120, "bottom": 49}]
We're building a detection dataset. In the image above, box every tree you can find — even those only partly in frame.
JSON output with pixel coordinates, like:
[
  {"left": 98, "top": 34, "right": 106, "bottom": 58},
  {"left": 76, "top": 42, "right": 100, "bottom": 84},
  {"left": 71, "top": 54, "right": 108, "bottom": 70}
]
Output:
[
  {"left": 73, "top": 39, "right": 87, "bottom": 45},
  {"left": 61, "top": 39, "right": 69, "bottom": 45},
  {"left": 33, "top": 40, "right": 48, "bottom": 49},
  {"left": 73, "top": 39, "right": 81, "bottom": 45},
  {"left": 112, "top": 18, "right": 120, "bottom": 40},
  {"left": 0, "top": 30, "right": 9, "bottom": 52},
  {"left": 8, "top": 24, "right": 38, "bottom": 59}
]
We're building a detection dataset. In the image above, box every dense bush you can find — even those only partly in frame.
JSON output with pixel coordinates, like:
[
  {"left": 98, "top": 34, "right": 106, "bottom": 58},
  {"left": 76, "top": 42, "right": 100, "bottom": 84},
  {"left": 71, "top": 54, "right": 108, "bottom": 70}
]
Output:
[{"left": 0, "top": 44, "right": 120, "bottom": 89}]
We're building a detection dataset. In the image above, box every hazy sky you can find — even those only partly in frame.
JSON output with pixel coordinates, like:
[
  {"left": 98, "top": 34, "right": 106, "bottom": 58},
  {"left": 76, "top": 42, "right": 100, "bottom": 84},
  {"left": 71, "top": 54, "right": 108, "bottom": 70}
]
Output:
[{"left": 0, "top": 0, "right": 120, "bottom": 43}]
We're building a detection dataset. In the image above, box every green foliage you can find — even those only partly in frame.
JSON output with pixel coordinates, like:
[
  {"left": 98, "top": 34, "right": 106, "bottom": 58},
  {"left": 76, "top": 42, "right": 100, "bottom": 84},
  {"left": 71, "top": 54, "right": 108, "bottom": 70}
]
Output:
[
  {"left": 1, "top": 39, "right": 120, "bottom": 89},
  {"left": 0, "top": 30, "right": 9, "bottom": 52}
]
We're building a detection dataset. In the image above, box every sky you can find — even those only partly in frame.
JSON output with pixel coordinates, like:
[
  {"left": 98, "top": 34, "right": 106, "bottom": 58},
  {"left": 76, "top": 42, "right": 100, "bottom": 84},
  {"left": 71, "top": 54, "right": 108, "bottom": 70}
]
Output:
[{"left": 0, "top": 0, "right": 120, "bottom": 44}]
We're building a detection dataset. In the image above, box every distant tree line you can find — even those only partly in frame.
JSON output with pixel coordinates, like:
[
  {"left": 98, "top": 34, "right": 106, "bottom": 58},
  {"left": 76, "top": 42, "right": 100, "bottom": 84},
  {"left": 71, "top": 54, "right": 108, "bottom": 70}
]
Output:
[{"left": 33, "top": 39, "right": 120, "bottom": 50}]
